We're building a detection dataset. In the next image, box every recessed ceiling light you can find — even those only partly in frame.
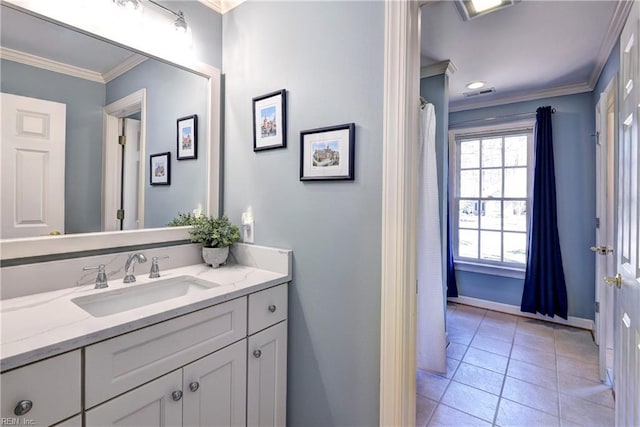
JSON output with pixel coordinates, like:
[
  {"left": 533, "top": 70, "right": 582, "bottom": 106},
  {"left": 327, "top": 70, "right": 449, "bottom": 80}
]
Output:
[
  {"left": 466, "top": 81, "right": 486, "bottom": 90},
  {"left": 454, "top": 0, "right": 519, "bottom": 21},
  {"left": 471, "top": 0, "right": 502, "bottom": 13}
]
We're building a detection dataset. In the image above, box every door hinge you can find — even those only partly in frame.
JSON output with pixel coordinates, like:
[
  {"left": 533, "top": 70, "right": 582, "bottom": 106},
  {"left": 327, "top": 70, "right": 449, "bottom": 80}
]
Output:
[
  {"left": 118, "top": 135, "right": 127, "bottom": 146},
  {"left": 117, "top": 209, "right": 125, "bottom": 220},
  {"left": 594, "top": 131, "right": 600, "bottom": 146},
  {"left": 595, "top": 217, "right": 600, "bottom": 229},
  {"left": 595, "top": 301, "right": 600, "bottom": 313}
]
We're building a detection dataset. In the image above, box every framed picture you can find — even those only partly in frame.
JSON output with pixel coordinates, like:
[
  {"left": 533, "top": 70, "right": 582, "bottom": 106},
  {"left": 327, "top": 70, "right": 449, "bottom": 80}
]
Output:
[
  {"left": 177, "top": 114, "right": 198, "bottom": 160},
  {"left": 253, "top": 89, "right": 287, "bottom": 151},
  {"left": 150, "top": 152, "right": 171, "bottom": 185},
  {"left": 300, "top": 123, "right": 355, "bottom": 181}
]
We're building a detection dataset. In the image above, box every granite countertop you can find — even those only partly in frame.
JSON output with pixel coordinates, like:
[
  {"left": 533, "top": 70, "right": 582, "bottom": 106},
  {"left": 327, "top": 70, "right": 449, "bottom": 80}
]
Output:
[{"left": 0, "top": 259, "right": 290, "bottom": 372}]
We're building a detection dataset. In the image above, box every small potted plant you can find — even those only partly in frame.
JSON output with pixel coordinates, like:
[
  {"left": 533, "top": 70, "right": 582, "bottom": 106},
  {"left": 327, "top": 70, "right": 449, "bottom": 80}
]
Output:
[{"left": 169, "top": 213, "right": 240, "bottom": 268}]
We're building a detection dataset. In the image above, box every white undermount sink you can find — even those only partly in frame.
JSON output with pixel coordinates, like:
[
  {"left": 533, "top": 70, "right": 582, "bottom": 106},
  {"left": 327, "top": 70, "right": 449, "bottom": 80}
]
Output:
[{"left": 72, "top": 275, "right": 220, "bottom": 317}]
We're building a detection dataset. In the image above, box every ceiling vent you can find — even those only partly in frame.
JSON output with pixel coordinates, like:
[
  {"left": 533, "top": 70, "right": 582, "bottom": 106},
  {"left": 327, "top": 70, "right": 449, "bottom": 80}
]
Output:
[{"left": 463, "top": 87, "right": 496, "bottom": 98}]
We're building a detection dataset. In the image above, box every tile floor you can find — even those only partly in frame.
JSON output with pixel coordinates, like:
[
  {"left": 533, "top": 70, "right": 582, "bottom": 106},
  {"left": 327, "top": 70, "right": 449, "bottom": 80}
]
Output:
[{"left": 417, "top": 303, "right": 615, "bottom": 427}]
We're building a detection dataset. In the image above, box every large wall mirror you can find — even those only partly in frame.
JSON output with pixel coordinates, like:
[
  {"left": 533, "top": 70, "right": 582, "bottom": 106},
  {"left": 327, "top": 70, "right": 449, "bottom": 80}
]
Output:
[{"left": 0, "top": 1, "right": 221, "bottom": 260}]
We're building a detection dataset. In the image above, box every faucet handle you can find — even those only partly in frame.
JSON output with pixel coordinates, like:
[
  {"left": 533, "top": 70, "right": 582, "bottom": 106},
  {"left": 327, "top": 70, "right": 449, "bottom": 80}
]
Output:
[
  {"left": 83, "top": 264, "right": 108, "bottom": 289},
  {"left": 149, "top": 256, "right": 170, "bottom": 278}
]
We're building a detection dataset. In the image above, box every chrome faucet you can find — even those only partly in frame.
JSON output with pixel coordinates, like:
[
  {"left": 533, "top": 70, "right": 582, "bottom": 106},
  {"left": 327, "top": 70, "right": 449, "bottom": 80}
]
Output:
[
  {"left": 123, "top": 253, "right": 147, "bottom": 283},
  {"left": 83, "top": 264, "right": 108, "bottom": 289}
]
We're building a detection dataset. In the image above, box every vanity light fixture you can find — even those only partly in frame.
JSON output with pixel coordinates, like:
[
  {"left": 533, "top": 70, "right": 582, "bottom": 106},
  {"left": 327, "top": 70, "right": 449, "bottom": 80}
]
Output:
[
  {"left": 454, "top": 0, "right": 519, "bottom": 21},
  {"left": 112, "top": 0, "right": 189, "bottom": 33},
  {"left": 147, "top": 0, "right": 189, "bottom": 33},
  {"left": 113, "top": 0, "right": 142, "bottom": 10},
  {"left": 466, "top": 81, "right": 486, "bottom": 90},
  {"left": 174, "top": 11, "right": 188, "bottom": 33}
]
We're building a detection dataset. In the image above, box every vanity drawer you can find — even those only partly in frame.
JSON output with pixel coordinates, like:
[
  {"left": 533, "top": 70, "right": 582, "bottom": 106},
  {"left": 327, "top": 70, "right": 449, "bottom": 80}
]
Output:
[
  {"left": 0, "top": 350, "right": 81, "bottom": 426},
  {"left": 248, "top": 284, "right": 288, "bottom": 335},
  {"left": 85, "top": 296, "right": 247, "bottom": 408}
]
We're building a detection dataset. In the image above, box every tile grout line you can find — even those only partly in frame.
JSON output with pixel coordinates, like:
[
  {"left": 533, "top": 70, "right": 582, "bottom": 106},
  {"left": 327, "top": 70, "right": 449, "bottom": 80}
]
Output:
[
  {"left": 491, "top": 316, "right": 518, "bottom": 427},
  {"left": 554, "top": 326, "right": 563, "bottom": 425},
  {"left": 425, "top": 307, "right": 488, "bottom": 427}
]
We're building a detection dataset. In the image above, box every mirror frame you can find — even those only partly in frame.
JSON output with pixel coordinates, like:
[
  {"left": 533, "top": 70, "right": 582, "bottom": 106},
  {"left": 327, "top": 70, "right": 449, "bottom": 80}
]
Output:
[{"left": 0, "top": 1, "right": 221, "bottom": 261}]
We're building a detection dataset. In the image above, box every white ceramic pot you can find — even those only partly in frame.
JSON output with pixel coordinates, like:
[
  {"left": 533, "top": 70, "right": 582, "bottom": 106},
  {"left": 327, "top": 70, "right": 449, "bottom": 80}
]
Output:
[{"left": 202, "top": 246, "right": 229, "bottom": 268}]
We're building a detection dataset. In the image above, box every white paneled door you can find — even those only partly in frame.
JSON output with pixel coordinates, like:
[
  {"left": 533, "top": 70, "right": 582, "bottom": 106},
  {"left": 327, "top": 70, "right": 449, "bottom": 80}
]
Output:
[
  {"left": 1, "top": 93, "right": 66, "bottom": 238},
  {"left": 615, "top": 3, "right": 640, "bottom": 426},
  {"left": 594, "top": 83, "right": 616, "bottom": 383}
]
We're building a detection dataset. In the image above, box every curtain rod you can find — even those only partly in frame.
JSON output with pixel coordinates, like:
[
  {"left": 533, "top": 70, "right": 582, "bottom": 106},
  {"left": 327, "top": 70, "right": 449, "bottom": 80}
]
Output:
[{"left": 449, "top": 107, "right": 555, "bottom": 129}]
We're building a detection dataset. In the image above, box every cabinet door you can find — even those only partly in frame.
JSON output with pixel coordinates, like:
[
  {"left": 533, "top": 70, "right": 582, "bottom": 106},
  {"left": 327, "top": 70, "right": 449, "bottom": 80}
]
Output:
[
  {"left": 85, "top": 370, "right": 182, "bottom": 426},
  {"left": 247, "top": 321, "right": 287, "bottom": 427},
  {"left": 182, "top": 340, "right": 247, "bottom": 427},
  {"left": 0, "top": 350, "right": 80, "bottom": 427}
]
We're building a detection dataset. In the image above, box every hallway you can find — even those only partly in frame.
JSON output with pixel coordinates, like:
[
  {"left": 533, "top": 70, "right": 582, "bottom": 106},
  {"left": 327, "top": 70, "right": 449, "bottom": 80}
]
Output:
[{"left": 417, "top": 303, "right": 614, "bottom": 426}]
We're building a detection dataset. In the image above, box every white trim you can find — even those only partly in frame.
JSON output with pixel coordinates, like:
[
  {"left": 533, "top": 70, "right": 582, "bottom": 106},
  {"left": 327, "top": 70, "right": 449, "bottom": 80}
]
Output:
[
  {"left": 102, "top": 89, "right": 147, "bottom": 233},
  {"left": 0, "top": 46, "right": 148, "bottom": 84},
  {"left": 0, "top": 46, "right": 104, "bottom": 83},
  {"left": 0, "top": 2, "right": 221, "bottom": 261},
  {"left": 221, "top": 0, "right": 246, "bottom": 14},
  {"left": 450, "top": 82, "right": 592, "bottom": 112},
  {"left": 420, "top": 59, "right": 457, "bottom": 78},
  {"left": 448, "top": 295, "right": 594, "bottom": 330},
  {"left": 202, "top": 63, "right": 221, "bottom": 218},
  {"left": 197, "top": 0, "right": 222, "bottom": 13},
  {"left": 197, "top": 0, "right": 245, "bottom": 14},
  {"left": 102, "top": 55, "right": 147, "bottom": 83},
  {"left": 0, "top": 227, "right": 190, "bottom": 260},
  {"left": 380, "top": 1, "right": 420, "bottom": 425},
  {"left": 450, "top": 1, "right": 632, "bottom": 114},
  {"left": 454, "top": 261, "right": 525, "bottom": 279},
  {"left": 588, "top": 0, "right": 634, "bottom": 89}
]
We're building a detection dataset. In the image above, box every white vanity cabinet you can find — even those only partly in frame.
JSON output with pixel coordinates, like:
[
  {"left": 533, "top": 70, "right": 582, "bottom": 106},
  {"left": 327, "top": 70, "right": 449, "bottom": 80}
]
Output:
[
  {"left": 182, "top": 339, "right": 247, "bottom": 426},
  {"left": 85, "top": 369, "right": 183, "bottom": 425},
  {"left": 247, "top": 284, "right": 288, "bottom": 427},
  {"left": 86, "top": 340, "right": 247, "bottom": 426},
  {"left": 0, "top": 350, "right": 81, "bottom": 426},
  {"left": 83, "top": 283, "right": 288, "bottom": 427}
]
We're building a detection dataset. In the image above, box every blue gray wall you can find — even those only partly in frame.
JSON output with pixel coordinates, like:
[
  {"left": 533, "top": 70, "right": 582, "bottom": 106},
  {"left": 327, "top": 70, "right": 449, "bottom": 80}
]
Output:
[
  {"left": 593, "top": 40, "right": 620, "bottom": 106},
  {"left": 163, "top": 0, "right": 223, "bottom": 69},
  {"left": 1, "top": 59, "right": 105, "bottom": 234},
  {"left": 106, "top": 59, "right": 209, "bottom": 227},
  {"left": 223, "top": 2, "right": 384, "bottom": 425},
  {"left": 449, "top": 93, "right": 596, "bottom": 319}
]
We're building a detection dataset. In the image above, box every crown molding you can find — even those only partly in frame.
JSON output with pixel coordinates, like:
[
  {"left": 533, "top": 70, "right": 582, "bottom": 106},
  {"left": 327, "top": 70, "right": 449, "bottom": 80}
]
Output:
[
  {"left": 103, "top": 55, "right": 147, "bottom": 83},
  {"left": 420, "top": 59, "right": 457, "bottom": 78},
  {"left": 221, "top": 0, "right": 246, "bottom": 14},
  {"left": 0, "top": 47, "right": 148, "bottom": 84},
  {"left": 449, "top": 81, "right": 592, "bottom": 112},
  {"left": 0, "top": 46, "right": 104, "bottom": 83},
  {"left": 197, "top": 0, "right": 245, "bottom": 14},
  {"left": 197, "top": 0, "right": 222, "bottom": 14},
  {"left": 588, "top": 0, "right": 634, "bottom": 89},
  {"left": 450, "top": 0, "right": 632, "bottom": 113}
]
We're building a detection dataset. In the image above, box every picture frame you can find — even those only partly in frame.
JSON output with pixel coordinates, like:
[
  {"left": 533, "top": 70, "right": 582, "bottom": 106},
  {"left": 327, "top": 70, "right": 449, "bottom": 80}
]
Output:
[
  {"left": 253, "top": 89, "right": 287, "bottom": 151},
  {"left": 150, "top": 152, "right": 171, "bottom": 185},
  {"left": 177, "top": 114, "right": 198, "bottom": 160},
  {"left": 300, "top": 123, "right": 355, "bottom": 181}
]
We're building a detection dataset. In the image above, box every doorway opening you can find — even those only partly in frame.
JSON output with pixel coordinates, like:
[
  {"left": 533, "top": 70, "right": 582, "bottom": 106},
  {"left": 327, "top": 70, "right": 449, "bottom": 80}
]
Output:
[{"left": 102, "top": 89, "right": 147, "bottom": 232}]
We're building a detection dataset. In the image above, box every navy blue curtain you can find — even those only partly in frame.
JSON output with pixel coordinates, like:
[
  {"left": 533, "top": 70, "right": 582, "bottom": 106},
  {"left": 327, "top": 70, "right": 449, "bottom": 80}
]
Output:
[
  {"left": 521, "top": 106, "right": 568, "bottom": 319},
  {"left": 446, "top": 185, "right": 458, "bottom": 298}
]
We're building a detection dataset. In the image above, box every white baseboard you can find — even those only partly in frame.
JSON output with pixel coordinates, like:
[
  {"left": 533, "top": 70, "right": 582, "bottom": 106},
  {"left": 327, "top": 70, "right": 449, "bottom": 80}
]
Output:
[{"left": 448, "top": 295, "right": 594, "bottom": 331}]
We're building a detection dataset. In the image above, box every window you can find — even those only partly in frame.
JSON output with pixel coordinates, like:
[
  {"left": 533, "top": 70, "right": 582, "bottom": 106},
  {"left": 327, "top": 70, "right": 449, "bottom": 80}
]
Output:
[{"left": 450, "top": 122, "right": 534, "bottom": 274}]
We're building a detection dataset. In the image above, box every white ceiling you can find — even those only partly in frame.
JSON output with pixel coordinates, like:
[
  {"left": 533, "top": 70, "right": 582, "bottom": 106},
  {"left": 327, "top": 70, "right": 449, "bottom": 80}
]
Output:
[{"left": 421, "top": 0, "right": 626, "bottom": 111}]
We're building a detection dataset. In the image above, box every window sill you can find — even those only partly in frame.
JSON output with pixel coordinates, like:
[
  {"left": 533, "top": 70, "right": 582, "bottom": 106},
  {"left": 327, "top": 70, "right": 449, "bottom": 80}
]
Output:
[{"left": 454, "top": 260, "right": 525, "bottom": 279}]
